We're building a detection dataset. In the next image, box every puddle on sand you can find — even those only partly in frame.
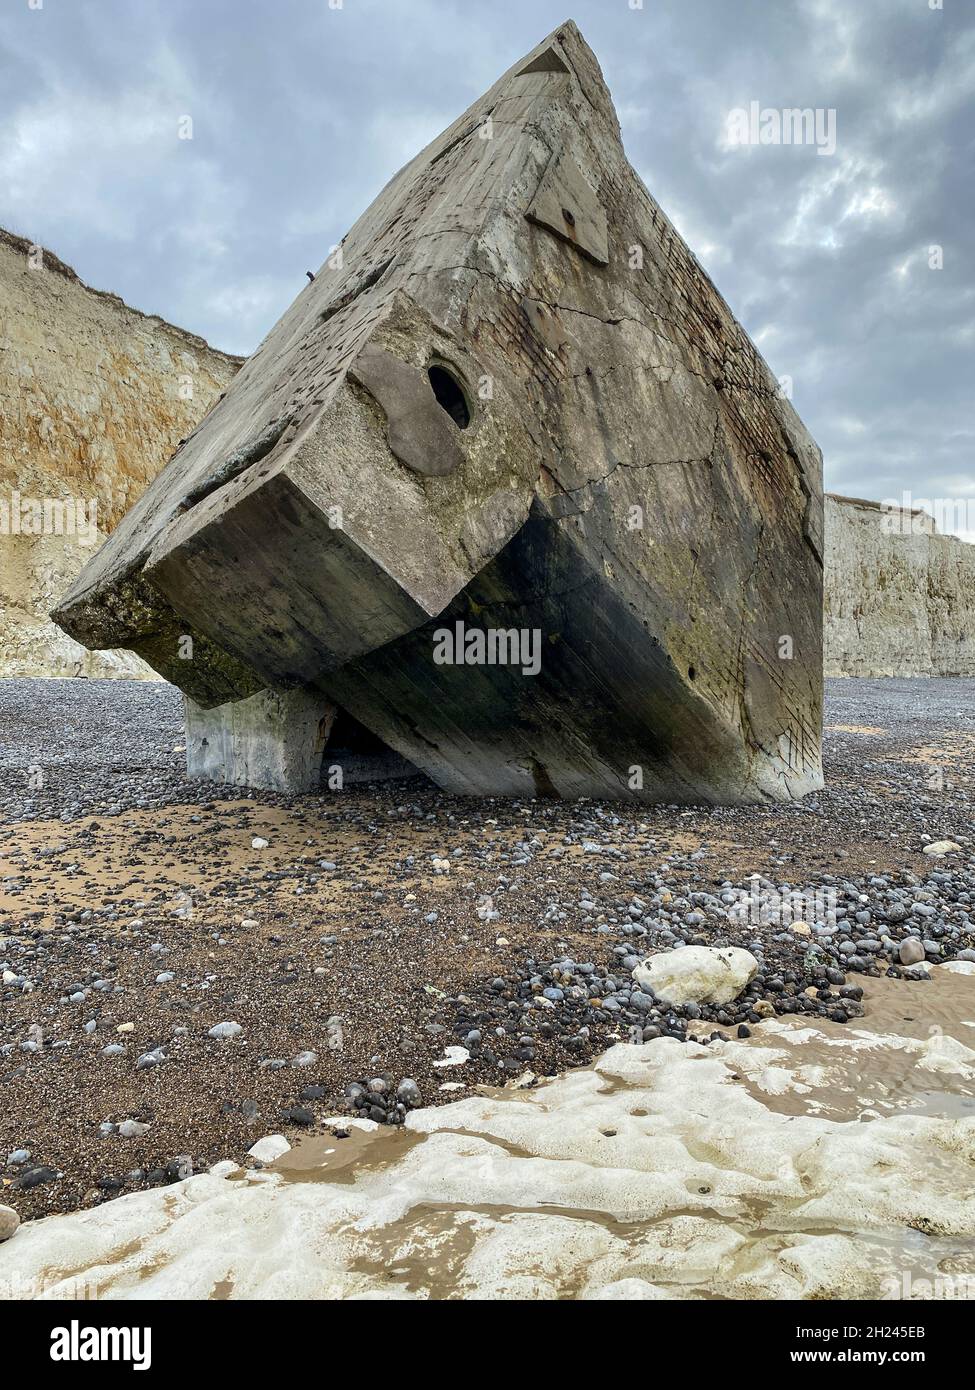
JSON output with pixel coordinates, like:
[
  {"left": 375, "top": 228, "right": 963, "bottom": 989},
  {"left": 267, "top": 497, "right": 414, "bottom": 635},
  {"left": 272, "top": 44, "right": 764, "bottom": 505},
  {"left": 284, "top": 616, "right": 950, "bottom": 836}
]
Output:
[
  {"left": 862, "top": 970, "right": 975, "bottom": 1045},
  {"left": 907, "top": 1090, "right": 975, "bottom": 1119},
  {"left": 861, "top": 973, "right": 975, "bottom": 1119},
  {"left": 273, "top": 1123, "right": 425, "bottom": 1183},
  {"left": 709, "top": 971, "right": 975, "bottom": 1125}
]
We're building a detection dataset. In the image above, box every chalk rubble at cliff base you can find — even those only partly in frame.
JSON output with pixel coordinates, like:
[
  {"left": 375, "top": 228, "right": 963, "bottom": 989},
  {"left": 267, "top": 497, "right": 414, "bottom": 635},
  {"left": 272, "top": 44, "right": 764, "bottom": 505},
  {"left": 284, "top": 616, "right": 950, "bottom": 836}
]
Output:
[{"left": 2, "top": 969, "right": 974, "bottom": 1302}]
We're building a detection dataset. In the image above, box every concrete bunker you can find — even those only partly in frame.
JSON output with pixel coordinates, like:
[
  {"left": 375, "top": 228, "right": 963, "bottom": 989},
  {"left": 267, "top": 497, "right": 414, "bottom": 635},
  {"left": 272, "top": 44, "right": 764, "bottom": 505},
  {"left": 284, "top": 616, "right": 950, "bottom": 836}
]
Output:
[{"left": 53, "top": 22, "right": 824, "bottom": 805}]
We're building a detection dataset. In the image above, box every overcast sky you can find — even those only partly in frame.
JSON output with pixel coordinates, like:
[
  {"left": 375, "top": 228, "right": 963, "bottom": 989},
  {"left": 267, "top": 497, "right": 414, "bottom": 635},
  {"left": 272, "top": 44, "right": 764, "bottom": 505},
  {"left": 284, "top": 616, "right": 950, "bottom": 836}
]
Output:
[{"left": 1, "top": 0, "right": 972, "bottom": 528}]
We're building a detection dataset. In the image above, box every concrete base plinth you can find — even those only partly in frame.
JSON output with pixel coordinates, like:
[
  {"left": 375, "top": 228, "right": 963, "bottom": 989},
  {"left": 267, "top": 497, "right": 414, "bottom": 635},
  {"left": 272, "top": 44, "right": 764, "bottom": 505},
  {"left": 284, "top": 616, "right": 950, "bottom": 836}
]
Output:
[{"left": 185, "top": 689, "right": 335, "bottom": 793}]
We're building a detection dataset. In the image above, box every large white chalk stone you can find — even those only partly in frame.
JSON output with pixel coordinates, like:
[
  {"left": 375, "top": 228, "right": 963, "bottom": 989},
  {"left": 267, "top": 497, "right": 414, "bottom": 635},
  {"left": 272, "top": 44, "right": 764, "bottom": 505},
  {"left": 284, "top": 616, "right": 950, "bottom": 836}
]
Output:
[{"left": 633, "top": 946, "right": 759, "bottom": 1006}]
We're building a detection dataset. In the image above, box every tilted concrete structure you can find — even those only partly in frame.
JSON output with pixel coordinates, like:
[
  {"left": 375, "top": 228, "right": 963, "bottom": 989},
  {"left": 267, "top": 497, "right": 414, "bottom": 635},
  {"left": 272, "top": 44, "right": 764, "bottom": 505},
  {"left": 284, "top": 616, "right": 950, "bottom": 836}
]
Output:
[{"left": 53, "top": 21, "right": 824, "bottom": 804}]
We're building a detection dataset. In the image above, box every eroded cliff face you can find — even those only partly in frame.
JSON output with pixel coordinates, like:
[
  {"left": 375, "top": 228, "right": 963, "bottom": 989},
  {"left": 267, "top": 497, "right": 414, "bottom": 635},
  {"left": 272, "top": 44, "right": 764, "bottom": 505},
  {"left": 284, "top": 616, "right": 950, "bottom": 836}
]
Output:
[
  {"left": 0, "top": 227, "right": 242, "bottom": 678},
  {"left": 825, "top": 494, "right": 975, "bottom": 677}
]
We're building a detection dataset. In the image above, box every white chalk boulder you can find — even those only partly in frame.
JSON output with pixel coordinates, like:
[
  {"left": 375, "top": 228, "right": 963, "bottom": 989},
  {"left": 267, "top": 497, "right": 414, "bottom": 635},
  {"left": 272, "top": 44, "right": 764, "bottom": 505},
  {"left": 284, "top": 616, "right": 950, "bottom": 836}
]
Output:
[
  {"left": 633, "top": 946, "right": 758, "bottom": 1006},
  {"left": 0, "top": 1205, "right": 20, "bottom": 1242},
  {"left": 208, "top": 1021, "right": 243, "bottom": 1040},
  {"left": 247, "top": 1134, "right": 291, "bottom": 1163}
]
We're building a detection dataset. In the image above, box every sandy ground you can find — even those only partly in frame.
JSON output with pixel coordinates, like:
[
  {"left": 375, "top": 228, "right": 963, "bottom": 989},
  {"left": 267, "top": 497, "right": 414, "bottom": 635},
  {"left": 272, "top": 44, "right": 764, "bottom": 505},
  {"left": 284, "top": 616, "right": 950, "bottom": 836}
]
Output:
[{"left": 1, "top": 676, "right": 973, "bottom": 1222}]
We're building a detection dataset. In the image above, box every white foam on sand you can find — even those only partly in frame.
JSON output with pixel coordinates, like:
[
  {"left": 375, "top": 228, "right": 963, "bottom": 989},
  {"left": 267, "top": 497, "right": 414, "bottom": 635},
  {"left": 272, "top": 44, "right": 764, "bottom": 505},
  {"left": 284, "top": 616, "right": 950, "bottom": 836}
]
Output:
[{"left": 2, "top": 973, "right": 975, "bottom": 1301}]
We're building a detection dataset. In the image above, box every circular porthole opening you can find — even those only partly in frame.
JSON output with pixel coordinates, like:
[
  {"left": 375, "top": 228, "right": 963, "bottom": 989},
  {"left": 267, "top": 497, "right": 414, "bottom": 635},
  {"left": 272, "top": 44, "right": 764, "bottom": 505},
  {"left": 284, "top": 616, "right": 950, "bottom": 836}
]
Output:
[{"left": 428, "top": 365, "right": 471, "bottom": 429}]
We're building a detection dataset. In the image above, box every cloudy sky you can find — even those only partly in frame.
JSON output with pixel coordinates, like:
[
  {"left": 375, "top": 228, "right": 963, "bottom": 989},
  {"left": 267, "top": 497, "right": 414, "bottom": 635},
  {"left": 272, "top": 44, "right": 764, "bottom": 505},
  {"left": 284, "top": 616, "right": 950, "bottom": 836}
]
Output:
[{"left": 1, "top": 0, "right": 972, "bottom": 528}]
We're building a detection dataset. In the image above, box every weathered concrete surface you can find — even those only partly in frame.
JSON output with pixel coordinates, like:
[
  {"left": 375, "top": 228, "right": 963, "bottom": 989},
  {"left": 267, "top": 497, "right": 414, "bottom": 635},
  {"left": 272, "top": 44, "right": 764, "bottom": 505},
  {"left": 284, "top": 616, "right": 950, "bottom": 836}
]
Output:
[
  {"left": 185, "top": 692, "right": 420, "bottom": 789},
  {"left": 54, "top": 22, "right": 824, "bottom": 804},
  {"left": 825, "top": 495, "right": 975, "bottom": 678},
  {"left": 185, "top": 689, "right": 336, "bottom": 793},
  {"left": 0, "top": 227, "right": 241, "bottom": 679}
]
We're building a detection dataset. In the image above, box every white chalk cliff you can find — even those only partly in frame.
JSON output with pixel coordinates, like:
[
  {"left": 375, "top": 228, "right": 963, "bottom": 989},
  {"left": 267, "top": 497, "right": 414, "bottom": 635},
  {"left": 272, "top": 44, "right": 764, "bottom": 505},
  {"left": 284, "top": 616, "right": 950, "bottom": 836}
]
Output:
[
  {"left": 0, "top": 228, "right": 241, "bottom": 679},
  {"left": 825, "top": 494, "right": 975, "bottom": 677}
]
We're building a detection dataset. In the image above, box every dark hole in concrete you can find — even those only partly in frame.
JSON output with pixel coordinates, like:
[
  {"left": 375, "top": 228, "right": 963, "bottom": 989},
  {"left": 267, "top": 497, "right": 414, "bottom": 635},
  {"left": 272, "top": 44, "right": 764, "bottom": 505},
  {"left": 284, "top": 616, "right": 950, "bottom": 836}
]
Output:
[
  {"left": 322, "top": 707, "right": 425, "bottom": 787},
  {"left": 427, "top": 366, "right": 470, "bottom": 429},
  {"left": 688, "top": 666, "right": 697, "bottom": 681}
]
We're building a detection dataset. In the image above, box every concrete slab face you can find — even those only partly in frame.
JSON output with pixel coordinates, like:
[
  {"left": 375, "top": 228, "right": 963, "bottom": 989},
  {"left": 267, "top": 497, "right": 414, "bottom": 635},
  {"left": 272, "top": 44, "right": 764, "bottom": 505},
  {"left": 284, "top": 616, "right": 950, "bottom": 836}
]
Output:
[{"left": 54, "top": 21, "right": 824, "bottom": 804}]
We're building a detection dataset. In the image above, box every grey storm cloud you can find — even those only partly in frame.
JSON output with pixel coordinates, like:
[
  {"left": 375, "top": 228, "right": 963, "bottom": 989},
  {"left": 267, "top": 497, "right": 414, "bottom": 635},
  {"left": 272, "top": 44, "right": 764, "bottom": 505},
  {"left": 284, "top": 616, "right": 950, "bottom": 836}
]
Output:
[{"left": 1, "top": 0, "right": 972, "bottom": 529}]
